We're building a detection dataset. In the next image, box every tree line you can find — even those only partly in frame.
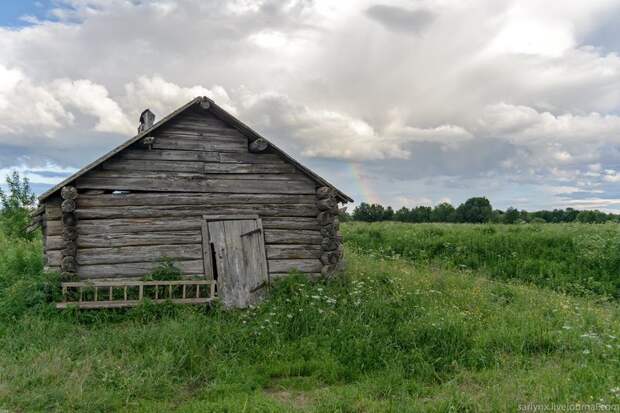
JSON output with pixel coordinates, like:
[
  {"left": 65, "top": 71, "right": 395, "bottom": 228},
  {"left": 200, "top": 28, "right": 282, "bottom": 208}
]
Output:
[{"left": 348, "top": 197, "right": 619, "bottom": 224}]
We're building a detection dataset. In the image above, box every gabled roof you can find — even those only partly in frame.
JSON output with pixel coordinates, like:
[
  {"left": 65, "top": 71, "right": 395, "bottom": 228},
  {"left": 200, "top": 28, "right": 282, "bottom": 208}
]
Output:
[{"left": 39, "top": 96, "right": 353, "bottom": 203}]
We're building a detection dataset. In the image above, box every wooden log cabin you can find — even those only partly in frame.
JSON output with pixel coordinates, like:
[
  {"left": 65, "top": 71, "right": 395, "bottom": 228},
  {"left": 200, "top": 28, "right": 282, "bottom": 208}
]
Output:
[{"left": 31, "top": 97, "right": 352, "bottom": 308}]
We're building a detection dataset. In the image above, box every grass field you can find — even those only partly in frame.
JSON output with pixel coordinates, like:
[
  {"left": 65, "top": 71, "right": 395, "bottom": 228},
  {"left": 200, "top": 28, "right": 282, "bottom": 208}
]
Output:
[
  {"left": 0, "top": 223, "right": 619, "bottom": 412},
  {"left": 343, "top": 222, "right": 620, "bottom": 298}
]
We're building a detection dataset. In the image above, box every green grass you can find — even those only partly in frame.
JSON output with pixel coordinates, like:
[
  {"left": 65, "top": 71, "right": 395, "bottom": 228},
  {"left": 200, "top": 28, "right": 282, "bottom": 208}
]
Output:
[
  {"left": 343, "top": 222, "right": 620, "bottom": 298},
  {"left": 0, "top": 224, "right": 619, "bottom": 411}
]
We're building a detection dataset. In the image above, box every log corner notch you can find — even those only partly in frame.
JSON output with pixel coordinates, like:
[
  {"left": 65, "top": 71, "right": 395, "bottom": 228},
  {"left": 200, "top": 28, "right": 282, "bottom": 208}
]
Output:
[
  {"left": 60, "top": 185, "right": 78, "bottom": 280},
  {"left": 316, "top": 186, "right": 344, "bottom": 278}
]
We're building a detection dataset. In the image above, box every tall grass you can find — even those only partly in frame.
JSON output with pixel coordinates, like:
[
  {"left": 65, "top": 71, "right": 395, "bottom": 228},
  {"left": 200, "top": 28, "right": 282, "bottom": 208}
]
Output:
[
  {"left": 0, "top": 224, "right": 619, "bottom": 411},
  {"left": 342, "top": 222, "right": 620, "bottom": 298},
  {"left": 0, "top": 230, "right": 60, "bottom": 320}
]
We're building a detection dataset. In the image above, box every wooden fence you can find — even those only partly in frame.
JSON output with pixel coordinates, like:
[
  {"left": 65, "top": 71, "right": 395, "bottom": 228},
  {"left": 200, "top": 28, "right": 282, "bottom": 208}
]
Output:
[{"left": 57, "top": 279, "right": 216, "bottom": 309}]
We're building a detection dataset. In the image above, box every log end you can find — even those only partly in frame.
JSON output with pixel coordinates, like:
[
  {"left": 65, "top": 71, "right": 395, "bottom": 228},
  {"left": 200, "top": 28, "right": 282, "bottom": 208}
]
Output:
[
  {"left": 61, "top": 186, "right": 78, "bottom": 201},
  {"left": 249, "top": 138, "right": 269, "bottom": 153}
]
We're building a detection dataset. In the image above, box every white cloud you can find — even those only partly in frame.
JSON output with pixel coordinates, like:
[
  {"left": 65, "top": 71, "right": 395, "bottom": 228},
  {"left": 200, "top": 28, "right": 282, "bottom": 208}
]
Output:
[
  {"left": 237, "top": 91, "right": 410, "bottom": 160},
  {"left": 0, "top": 65, "right": 73, "bottom": 135},
  {"left": 2, "top": 0, "right": 620, "bottom": 209},
  {"left": 123, "top": 76, "right": 235, "bottom": 122},
  {"left": 52, "top": 79, "right": 133, "bottom": 134}
]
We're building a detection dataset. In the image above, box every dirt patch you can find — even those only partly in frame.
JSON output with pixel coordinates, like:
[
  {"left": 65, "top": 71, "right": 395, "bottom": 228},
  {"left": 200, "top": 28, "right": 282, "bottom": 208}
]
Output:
[{"left": 264, "top": 387, "right": 314, "bottom": 410}]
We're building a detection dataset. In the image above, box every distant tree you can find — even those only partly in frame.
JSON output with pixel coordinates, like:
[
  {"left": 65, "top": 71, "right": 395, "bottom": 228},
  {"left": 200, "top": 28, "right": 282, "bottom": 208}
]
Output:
[
  {"left": 576, "top": 210, "right": 608, "bottom": 223},
  {"left": 410, "top": 206, "right": 431, "bottom": 223},
  {"left": 431, "top": 202, "right": 455, "bottom": 222},
  {"left": 564, "top": 208, "right": 579, "bottom": 222},
  {"left": 490, "top": 210, "right": 504, "bottom": 223},
  {"left": 0, "top": 171, "right": 37, "bottom": 239},
  {"left": 394, "top": 207, "right": 410, "bottom": 222},
  {"left": 352, "top": 203, "right": 372, "bottom": 222},
  {"left": 503, "top": 207, "right": 520, "bottom": 224},
  {"left": 352, "top": 202, "right": 391, "bottom": 222},
  {"left": 455, "top": 197, "right": 493, "bottom": 223}
]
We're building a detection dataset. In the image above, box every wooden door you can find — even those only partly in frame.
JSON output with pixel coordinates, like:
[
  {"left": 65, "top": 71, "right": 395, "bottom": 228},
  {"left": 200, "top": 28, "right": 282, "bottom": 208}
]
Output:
[{"left": 202, "top": 215, "right": 269, "bottom": 308}]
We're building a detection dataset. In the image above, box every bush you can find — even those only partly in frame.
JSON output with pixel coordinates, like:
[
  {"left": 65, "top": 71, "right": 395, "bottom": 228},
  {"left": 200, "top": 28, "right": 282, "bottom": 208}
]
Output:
[{"left": 143, "top": 257, "right": 183, "bottom": 281}]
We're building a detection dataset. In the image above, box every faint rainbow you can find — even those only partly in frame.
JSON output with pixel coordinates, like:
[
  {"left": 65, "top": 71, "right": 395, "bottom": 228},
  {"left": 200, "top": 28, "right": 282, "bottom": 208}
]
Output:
[{"left": 348, "top": 162, "right": 380, "bottom": 204}]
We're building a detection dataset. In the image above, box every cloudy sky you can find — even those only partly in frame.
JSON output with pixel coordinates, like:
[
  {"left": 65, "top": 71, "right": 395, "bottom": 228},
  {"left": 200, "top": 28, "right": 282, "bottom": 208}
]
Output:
[{"left": 1, "top": 0, "right": 620, "bottom": 211}]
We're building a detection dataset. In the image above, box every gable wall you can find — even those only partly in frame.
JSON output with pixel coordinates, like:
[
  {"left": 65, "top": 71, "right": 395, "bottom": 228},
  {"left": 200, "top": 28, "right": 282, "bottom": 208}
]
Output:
[{"left": 44, "top": 108, "right": 323, "bottom": 279}]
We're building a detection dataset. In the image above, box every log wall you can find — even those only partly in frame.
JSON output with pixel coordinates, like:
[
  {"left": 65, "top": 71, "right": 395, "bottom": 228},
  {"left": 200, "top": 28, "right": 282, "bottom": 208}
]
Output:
[{"left": 45, "top": 108, "right": 328, "bottom": 280}]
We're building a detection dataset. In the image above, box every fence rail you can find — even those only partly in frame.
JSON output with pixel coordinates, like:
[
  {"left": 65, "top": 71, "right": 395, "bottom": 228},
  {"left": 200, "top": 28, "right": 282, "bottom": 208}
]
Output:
[{"left": 57, "top": 279, "right": 217, "bottom": 309}]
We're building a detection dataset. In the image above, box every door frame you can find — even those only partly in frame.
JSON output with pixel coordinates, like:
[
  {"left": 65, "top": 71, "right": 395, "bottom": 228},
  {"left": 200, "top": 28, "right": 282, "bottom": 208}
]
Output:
[{"left": 200, "top": 214, "right": 270, "bottom": 290}]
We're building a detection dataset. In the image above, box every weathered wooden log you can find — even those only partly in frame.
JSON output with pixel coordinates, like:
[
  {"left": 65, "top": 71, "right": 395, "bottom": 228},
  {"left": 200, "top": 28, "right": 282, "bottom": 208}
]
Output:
[
  {"left": 77, "top": 231, "right": 202, "bottom": 248},
  {"left": 46, "top": 205, "right": 62, "bottom": 220},
  {"left": 320, "top": 251, "right": 339, "bottom": 265},
  {"left": 76, "top": 176, "right": 315, "bottom": 194},
  {"left": 317, "top": 211, "right": 334, "bottom": 226},
  {"left": 265, "top": 230, "right": 322, "bottom": 245},
  {"left": 81, "top": 189, "right": 106, "bottom": 195},
  {"left": 317, "top": 197, "right": 337, "bottom": 211},
  {"left": 249, "top": 138, "right": 268, "bottom": 153},
  {"left": 316, "top": 186, "right": 332, "bottom": 200},
  {"left": 62, "top": 213, "right": 76, "bottom": 227},
  {"left": 61, "top": 186, "right": 78, "bottom": 200},
  {"left": 321, "top": 237, "right": 338, "bottom": 251},
  {"left": 77, "top": 260, "right": 204, "bottom": 279},
  {"left": 329, "top": 202, "right": 340, "bottom": 215},
  {"left": 101, "top": 160, "right": 301, "bottom": 176},
  {"left": 63, "top": 227, "right": 78, "bottom": 241},
  {"left": 62, "top": 243, "right": 77, "bottom": 256},
  {"left": 61, "top": 256, "right": 77, "bottom": 273},
  {"left": 266, "top": 244, "right": 322, "bottom": 260},
  {"left": 77, "top": 193, "right": 316, "bottom": 208},
  {"left": 46, "top": 250, "right": 62, "bottom": 266},
  {"left": 76, "top": 244, "right": 203, "bottom": 266},
  {"left": 268, "top": 259, "right": 322, "bottom": 273},
  {"left": 74, "top": 204, "right": 318, "bottom": 220},
  {"left": 320, "top": 223, "right": 338, "bottom": 237},
  {"left": 271, "top": 272, "right": 321, "bottom": 281},
  {"left": 200, "top": 99, "right": 211, "bottom": 110},
  {"left": 321, "top": 264, "right": 336, "bottom": 277},
  {"left": 61, "top": 199, "right": 76, "bottom": 213},
  {"left": 151, "top": 137, "right": 245, "bottom": 152}
]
